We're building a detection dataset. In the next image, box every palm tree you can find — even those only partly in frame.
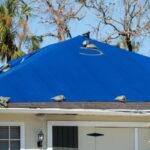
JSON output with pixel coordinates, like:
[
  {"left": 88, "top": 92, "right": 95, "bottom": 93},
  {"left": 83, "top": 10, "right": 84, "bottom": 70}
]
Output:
[
  {"left": 0, "top": 0, "right": 42, "bottom": 63},
  {"left": 0, "top": 0, "right": 20, "bottom": 62},
  {"left": 25, "top": 35, "right": 43, "bottom": 52}
]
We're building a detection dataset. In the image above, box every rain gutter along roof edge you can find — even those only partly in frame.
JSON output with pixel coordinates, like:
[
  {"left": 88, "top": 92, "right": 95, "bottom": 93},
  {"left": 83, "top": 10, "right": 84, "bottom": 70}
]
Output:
[{"left": 1, "top": 107, "right": 150, "bottom": 116}]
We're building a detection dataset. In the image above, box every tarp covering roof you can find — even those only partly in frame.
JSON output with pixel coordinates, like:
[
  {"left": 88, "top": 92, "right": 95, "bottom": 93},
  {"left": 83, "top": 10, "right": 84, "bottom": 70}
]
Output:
[{"left": 0, "top": 35, "right": 150, "bottom": 103}]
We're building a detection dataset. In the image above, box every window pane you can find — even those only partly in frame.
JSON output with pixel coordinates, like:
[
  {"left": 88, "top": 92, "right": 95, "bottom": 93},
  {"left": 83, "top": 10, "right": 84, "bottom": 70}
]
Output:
[
  {"left": 0, "top": 140, "right": 9, "bottom": 150},
  {"left": 0, "top": 126, "right": 9, "bottom": 139},
  {"left": 10, "top": 126, "right": 20, "bottom": 139},
  {"left": 10, "top": 141, "right": 20, "bottom": 150},
  {"left": 53, "top": 126, "right": 78, "bottom": 148}
]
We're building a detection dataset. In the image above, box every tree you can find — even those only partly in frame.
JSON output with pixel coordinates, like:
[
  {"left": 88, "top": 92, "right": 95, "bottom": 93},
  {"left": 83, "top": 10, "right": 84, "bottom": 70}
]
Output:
[
  {"left": 85, "top": 0, "right": 150, "bottom": 52},
  {"left": 0, "top": 0, "right": 23, "bottom": 62},
  {"left": 25, "top": 35, "right": 43, "bottom": 52},
  {"left": 116, "top": 37, "right": 140, "bottom": 52},
  {"left": 145, "top": 20, "right": 150, "bottom": 32},
  {"left": 0, "top": 0, "right": 42, "bottom": 63},
  {"left": 34, "top": 0, "right": 84, "bottom": 41}
]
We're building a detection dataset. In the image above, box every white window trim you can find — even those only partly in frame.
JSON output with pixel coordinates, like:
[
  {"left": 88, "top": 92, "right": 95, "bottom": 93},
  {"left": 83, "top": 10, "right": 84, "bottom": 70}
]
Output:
[
  {"left": 0, "top": 122, "right": 25, "bottom": 150},
  {"left": 135, "top": 128, "right": 139, "bottom": 150},
  {"left": 47, "top": 121, "right": 146, "bottom": 150}
]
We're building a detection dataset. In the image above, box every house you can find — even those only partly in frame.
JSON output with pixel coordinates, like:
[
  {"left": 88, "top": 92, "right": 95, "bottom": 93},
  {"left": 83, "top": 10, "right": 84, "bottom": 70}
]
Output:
[{"left": 0, "top": 36, "right": 150, "bottom": 150}]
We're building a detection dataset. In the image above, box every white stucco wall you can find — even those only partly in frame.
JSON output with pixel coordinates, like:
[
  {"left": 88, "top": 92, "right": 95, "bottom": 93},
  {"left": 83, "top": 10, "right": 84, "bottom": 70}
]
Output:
[
  {"left": 0, "top": 113, "right": 150, "bottom": 150},
  {"left": 79, "top": 127, "right": 134, "bottom": 150},
  {"left": 139, "top": 128, "right": 150, "bottom": 150},
  {"left": 0, "top": 114, "right": 47, "bottom": 150}
]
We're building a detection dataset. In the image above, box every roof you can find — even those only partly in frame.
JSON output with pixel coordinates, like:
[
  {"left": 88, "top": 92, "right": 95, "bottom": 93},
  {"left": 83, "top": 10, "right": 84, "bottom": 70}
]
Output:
[
  {"left": 0, "top": 35, "right": 150, "bottom": 103},
  {"left": 7, "top": 102, "right": 150, "bottom": 110}
]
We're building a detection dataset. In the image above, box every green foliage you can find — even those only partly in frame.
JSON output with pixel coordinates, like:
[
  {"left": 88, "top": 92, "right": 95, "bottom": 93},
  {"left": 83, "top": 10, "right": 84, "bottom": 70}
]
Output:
[
  {"left": 0, "top": 0, "right": 20, "bottom": 62},
  {"left": 0, "top": 0, "right": 42, "bottom": 63},
  {"left": 25, "top": 35, "right": 43, "bottom": 52},
  {"left": 116, "top": 37, "right": 140, "bottom": 52}
]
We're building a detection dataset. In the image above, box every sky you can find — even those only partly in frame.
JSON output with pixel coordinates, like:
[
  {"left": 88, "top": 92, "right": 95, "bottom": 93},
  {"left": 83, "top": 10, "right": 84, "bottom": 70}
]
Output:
[{"left": 28, "top": 0, "right": 150, "bottom": 57}]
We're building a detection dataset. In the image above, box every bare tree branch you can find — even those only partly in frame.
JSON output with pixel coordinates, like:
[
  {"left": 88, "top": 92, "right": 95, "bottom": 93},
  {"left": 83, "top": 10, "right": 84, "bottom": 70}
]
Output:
[
  {"left": 86, "top": 0, "right": 150, "bottom": 52},
  {"left": 34, "top": 0, "right": 84, "bottom": 41}
]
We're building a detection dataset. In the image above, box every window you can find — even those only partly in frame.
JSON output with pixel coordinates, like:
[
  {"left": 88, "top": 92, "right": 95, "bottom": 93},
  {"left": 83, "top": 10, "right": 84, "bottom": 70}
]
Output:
[
  {"left": 53, "top": 126, "right": 78, "bottom": 149},
  {"left": 0, "top": 126, "right": 20, "bottom": 150}
]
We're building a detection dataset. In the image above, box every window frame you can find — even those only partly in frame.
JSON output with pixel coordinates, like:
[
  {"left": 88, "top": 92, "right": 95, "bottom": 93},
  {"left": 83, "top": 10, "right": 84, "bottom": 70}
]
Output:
[{"left": 0, "top": 122, "right": 25, "bottom": 150}]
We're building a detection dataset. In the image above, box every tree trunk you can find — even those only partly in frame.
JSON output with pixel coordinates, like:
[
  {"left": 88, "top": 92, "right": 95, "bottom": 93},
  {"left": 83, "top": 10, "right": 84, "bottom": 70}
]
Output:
[
  {"left": 7, "top": 55, "right": 11, "bottom": 63},
  {"left": 125, "top": 36, "right": 133, "bottom": 52}
]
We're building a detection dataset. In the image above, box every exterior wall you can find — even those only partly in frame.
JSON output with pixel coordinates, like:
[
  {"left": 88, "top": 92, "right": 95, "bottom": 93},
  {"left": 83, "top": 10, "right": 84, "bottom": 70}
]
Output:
[
  {"left": 0, "top": 113, "right": 150, "bottom": 150},
  {"left": 0, "top": 114, "right": 47, "bottom": 150},
  {"left": 139, "top": 128, "right": 150, "bottom": 150},
  {"left": 79, "top": 127, "right": 134, "bottom": 150}
]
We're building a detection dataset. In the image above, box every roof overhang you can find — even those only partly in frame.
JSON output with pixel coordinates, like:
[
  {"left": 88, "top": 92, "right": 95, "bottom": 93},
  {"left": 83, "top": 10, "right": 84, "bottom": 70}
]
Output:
[
  {"left": 0, "top": 102, "right": 149, "bottom": 116},
  {"left": 1, "top": 107, "right": 150, "bottom": 116}
]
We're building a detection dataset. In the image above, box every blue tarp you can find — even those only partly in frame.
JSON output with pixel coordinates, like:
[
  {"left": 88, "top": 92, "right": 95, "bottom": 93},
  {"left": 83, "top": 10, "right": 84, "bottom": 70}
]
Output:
[{"left": 0, "top": 35, "right": 150, "bottom": 102}]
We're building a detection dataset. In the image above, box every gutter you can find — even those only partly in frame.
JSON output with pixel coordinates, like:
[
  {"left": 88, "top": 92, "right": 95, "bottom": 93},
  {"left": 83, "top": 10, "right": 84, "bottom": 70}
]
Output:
[{"left": 0, "top": 108, "right": 150, "bottom": 116}]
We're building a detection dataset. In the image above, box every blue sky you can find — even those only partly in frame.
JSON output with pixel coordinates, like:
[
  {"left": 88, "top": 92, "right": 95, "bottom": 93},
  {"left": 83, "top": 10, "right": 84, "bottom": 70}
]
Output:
[{"left": 28, "top": 0, "right": 150, "bottom": 57}]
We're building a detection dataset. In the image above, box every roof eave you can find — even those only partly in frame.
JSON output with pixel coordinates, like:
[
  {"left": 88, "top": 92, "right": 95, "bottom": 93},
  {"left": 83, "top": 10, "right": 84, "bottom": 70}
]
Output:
[{"left": 1, "top": 107, "right": 150, "bottom": 116}]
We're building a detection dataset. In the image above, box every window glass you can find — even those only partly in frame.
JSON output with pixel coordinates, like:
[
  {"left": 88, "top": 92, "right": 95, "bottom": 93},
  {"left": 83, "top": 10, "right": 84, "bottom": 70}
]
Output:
[
  {"left": 0, "top": 126, "right": 9, "bottom": 139},
  {"left": 10, "top": 141, "right": 20, "bottom": 150},
  {"left": 0, "top": 141, "right": 9, "bottom": 150},
  {"left": 53, "top": 126, "right": 78, "bottom": 148},
  {"left": 10, "top": 126, "right": 20, "bottom": 139},
  {"left": 0, "top": 126, "right": 21, "bottom": 150}
]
